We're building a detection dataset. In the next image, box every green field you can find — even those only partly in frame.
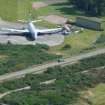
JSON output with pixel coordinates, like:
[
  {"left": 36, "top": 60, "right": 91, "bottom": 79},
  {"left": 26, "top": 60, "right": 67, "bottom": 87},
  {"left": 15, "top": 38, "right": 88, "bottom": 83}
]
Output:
[
  {"left": 50, "top": 29, "right": 100, "bottom": 56},
  {"left": 73, "top": 83, "right": 105, "bottom": 105},
  {"left": 89, "top": 84, "right": 105, "bottom": 105},
  {"left": 0, "top": 0, "right": 18, "bottom": 21}
]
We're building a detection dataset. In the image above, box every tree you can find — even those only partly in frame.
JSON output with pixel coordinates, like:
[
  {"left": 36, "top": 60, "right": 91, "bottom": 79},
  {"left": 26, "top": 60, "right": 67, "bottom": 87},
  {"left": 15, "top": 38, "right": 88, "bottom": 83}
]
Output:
[{"left": 70, "top": 0, "right": 105, "bottom": 16}]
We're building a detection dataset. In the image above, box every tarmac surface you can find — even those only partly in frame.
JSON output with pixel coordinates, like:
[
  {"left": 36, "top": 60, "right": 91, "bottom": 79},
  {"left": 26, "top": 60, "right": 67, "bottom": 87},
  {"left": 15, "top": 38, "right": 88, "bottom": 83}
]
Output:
[{"left": 0, "top": 20, "right": 64, "bottom": 46}]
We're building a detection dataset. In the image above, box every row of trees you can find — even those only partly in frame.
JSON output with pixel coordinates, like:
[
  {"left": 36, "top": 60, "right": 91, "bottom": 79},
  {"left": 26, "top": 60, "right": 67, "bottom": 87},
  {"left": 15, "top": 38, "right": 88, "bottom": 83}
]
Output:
[{"left": 70, "top": 0, "right": 105, "bottom": 16}]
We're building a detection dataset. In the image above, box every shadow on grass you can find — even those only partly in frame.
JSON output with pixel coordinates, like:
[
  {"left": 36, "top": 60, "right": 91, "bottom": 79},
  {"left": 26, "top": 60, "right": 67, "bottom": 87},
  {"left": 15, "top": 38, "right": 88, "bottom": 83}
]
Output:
[
  {"left": 51, "top": 2, "right": 85, "bottom": 17},
  {"left": 50, "top": 2, "right": 101, "bottom": 18}
]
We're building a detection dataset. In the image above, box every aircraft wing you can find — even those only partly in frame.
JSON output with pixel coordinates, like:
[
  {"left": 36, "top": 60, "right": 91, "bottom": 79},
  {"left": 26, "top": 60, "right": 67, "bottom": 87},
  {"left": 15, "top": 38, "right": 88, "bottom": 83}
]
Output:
[
  {"left": 0, "top": 28, "right": 29, "bottom": 33},
  {"left": 37, "top": 28, "right": 62, "bottom": 34}
]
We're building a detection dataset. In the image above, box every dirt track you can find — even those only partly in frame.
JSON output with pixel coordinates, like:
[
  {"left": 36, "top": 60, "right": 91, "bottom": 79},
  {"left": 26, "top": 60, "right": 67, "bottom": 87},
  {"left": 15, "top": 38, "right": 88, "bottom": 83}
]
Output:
[
  {"left": 0, "top": 48, "right": 105, "bottom": 82},
  {"left": 0, "top": 86, "right": 30, "bottom": 99}
]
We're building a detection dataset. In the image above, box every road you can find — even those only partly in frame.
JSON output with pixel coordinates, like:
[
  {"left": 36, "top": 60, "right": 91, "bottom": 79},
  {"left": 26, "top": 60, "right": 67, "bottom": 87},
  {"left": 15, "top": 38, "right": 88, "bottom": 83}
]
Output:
[{"left": 0, "top": 48, "right": 105, "bottom": 82}]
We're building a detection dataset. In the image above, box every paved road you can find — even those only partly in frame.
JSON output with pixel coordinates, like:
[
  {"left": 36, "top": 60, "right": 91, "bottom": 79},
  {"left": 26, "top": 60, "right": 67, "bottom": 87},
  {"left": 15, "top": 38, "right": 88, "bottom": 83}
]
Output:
[{"left": 0, "top": 48, "right": 105, "bottom": 82}]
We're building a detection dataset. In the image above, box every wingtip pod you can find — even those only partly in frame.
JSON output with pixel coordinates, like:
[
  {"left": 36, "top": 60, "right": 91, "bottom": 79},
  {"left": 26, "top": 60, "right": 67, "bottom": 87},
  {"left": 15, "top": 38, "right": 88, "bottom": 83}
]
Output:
[
  {"left": 31, "top": 20, "right": 42, "bottom": 23},
  {"left": 18, "top": 20, "right": 27, "bottom": 23}
]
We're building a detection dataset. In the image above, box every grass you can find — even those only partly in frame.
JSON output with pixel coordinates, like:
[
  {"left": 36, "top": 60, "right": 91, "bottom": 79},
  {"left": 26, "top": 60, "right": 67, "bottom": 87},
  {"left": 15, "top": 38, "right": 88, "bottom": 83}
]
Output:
[
  {"left": 0, "top": 0, "right": 18, "bottom": 21},
  {"left": 73, "top": 83, "right": 105, "bottom": 105},
  {"left": 64, "top": 30, "right": 99, "bottom": 49},
  {"left": 0, "top": 0, "right": 87, "bottom": 21},
  {"left": 35, "top": 20, "right": 58, "bottom": 28},
  {"left": 0, "top": 55, "right": 8, "bottom": 61},
  {"left": 50, "top": 29, "right": 100, "bottom": 56},
  {"left": 89, "top": 84, "right": 105, "bottom": 105}
]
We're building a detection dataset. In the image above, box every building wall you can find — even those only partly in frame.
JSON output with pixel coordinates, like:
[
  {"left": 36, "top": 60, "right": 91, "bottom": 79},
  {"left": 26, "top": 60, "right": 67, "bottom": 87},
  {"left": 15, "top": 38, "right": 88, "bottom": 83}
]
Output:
[{"left": 75, "top": 17, "right": 102, "bottom": 31}]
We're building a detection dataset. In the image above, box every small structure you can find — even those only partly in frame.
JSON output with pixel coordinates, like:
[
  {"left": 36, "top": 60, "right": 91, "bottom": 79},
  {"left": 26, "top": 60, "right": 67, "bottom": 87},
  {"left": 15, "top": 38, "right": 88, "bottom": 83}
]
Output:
[
  {"left": 62, "top": 24, "right": 71, "bottom": 35},
  {"left": 75, "top": 17, "right": 102, "bottom": 31}
]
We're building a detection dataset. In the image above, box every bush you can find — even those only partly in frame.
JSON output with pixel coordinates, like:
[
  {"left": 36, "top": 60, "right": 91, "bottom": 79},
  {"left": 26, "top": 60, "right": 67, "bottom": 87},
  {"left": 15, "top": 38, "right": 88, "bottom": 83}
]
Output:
[
  {"left": 61, "top": 44, "right": 71, "bottom": 50},
  {"left": 36, "top": 43, "right": 49, "bottom": 50},
  {"left": 1, "top": 52, "right": 105, "bottom": 105},
  {"left": 0, "top": 44, "right": 58, "bottom": 75},
  {"left": 95, "top": 34, "right": 105, "bottom": 44}
]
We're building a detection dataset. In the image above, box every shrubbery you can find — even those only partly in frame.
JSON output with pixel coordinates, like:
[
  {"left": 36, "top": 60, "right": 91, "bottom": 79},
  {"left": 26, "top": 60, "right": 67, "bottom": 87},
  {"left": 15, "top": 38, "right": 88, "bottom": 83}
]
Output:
[
  {"left": 61, "top": 44, "right": 71, "bottom": 50},
  {"left": 0, "top": 52, "right": 105, "bottom": 105},
  {"left": 36, "top": 43, "right": 50, "bottom": 50},
  {"left": 0, "top": 44, "right": 59, "bottom": 75},
  {"left": 95, "top": 34, "right": 105, "bottom": 44}
]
